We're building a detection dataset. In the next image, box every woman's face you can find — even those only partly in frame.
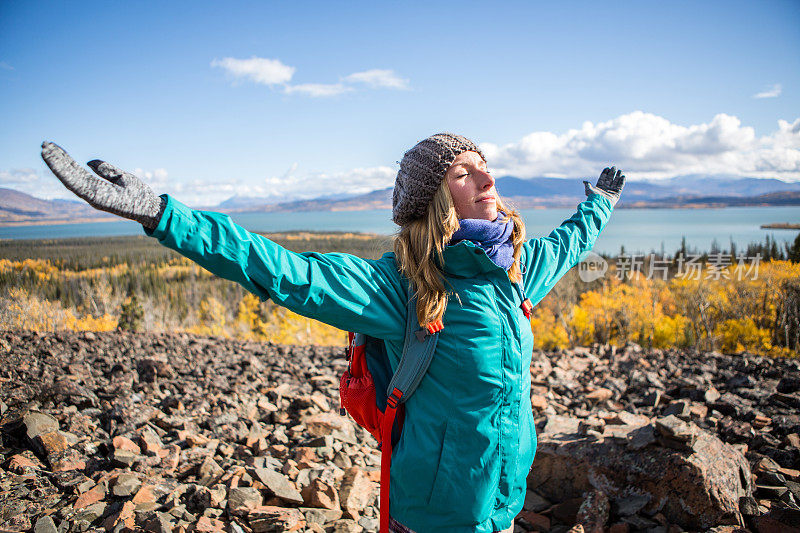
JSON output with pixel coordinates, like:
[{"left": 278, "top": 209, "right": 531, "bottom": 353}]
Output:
[{"left": 445, "top": 151, "right": 498, "bottom": 221}]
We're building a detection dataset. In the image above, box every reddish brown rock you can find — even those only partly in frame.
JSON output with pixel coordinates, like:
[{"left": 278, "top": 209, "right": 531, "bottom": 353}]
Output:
[
  {"left": 303, "top": 478, "right": 339, "bottom": 510},
  {"left": 585, "top": 388, "right": 613, "bottom": 403},
  {"left": 113, "top": 435, "right": 141, "bottom": 454},
  {"left": 132, "top": 484, "right": 156, "bottom": 504},
  {"left": 339, "top": 467, "right": 376, "bottom": 514},
  {"left": 35, "top": 430, "right": 69, "bottom": 458},
  {"left": 73, "top": 485, "right": 105, "bottom": 510},
  {"left": 754, "top": 514, "right": 800, "bottom": 533},
  {"left": 294, "top": 446, "right": 318, "bottom": 465},
  {"left": 102, "top": 500, "right": 135, "bottom": 531},
  {"left": 190, "top": 516, "right": 226, "bottom": 532},
  {"left": 303, "top": 412, "right": 356, "bottom": 443},
  {"left": 531, "top": 394, "right": 548, "bottom": 411},
  {"left": 247, "top": 506, "right": 305, "bottom": 532},
  {"left": 51, "top": 449, "right": 87, "bottom": 472},
  {"left": 6, "top": 452, "right": 43, "bottom": 472},
  {"left": 517, "top": 510, "right": 551, "bottom": 532},
  {"left": 159, "top": 444, "right": 181, "bottom": 473},
  {"left": 608, "top": 523, "right": 630, "bottom": 533}
]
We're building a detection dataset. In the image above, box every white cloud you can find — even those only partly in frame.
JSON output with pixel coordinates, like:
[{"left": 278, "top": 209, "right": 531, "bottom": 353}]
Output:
[
  {"left": 0, "top": 168, "right": 39, "bottom": 185},
  {"left": 211, "top": 56, "right": 295, "bottom": 85},
  {"left": 343, "top": 69, "right": 409, "bottom": 90},
  {"left": 283, "top": 83, "right": 352, "bottom": 97},
  {"left": 132, "top": 167, "right": 169, "bottom": 188},
  {"left": 17, "top": 111, "right": 799, "bottom": 209},
  {"left": 480, "top": 112, "right": 800, "bottom": 180},
  {"left": 262, "top": 166, "right": 396, "bottom": 198},
  {"left": 212, "top": 56, "right": 408, "bottom": 97},
  {"left": 4, "top": 168, "right": 82, "bottom": 201},
  {"left": 753, "top": 84, "right": 782, "bottom": 99}
]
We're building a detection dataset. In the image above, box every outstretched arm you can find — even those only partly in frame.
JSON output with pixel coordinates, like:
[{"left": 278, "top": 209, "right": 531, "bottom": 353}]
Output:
[
  {"left": 41, "top": 142, "right": 407, "bottom": 341},
  {"left": 147, "top": 195, "right": 407, "bottom": 340},
  {"left": 521, "top": 167, "right": 624, "bottom": 307}
]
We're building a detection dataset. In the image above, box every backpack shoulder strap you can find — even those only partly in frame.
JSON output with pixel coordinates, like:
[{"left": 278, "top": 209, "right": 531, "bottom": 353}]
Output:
[
  {"left": 377, "top": 281, "right": 439, "bottom": 533},
  {"left": 384, "top": 282, "right": 440, "bottom": 407}
]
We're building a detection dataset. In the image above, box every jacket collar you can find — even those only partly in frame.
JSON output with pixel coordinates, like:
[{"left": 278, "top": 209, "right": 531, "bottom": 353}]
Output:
[{"left": 437, "top": 239, "right": 508, "bottom": 278}]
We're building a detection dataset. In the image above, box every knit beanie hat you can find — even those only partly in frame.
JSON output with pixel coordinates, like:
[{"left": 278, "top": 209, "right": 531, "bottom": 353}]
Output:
[{"left": 392, "top": 132, "right": 486, "bottom": 226}]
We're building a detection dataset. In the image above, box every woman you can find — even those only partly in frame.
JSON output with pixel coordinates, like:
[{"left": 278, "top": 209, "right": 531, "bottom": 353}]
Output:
[{"left": 41, "top": 133, "right": 624, "bottom": 533}]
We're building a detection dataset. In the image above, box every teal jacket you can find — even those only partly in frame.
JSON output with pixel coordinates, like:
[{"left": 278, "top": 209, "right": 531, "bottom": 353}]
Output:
[{"left": 146, "top": 193, "right": 614, "bottom": 532}]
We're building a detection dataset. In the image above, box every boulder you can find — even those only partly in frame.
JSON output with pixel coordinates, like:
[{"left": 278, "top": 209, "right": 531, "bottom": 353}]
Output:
[{"left": 529, "top": 417, "right": 752, "bottom": 529}]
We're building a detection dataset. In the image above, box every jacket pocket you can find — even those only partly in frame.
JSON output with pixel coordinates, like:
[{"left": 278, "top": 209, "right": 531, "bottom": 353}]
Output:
[{"left": 427, "top": 419, "right": 498, "bottom": 522}]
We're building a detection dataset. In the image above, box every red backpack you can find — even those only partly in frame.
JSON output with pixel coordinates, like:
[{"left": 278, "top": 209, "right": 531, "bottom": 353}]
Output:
[{"left": 339, "top": 284, "right": 442, "bottom": 533}]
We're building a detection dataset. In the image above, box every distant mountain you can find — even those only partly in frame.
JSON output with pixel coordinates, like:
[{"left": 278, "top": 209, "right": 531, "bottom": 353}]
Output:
[
  {"left": 629, "top": 190, "right": 800, "bottom": 208},
  {"left": 0, "top": 188, "right": 110, "bottom": 225},
  {"left": 228, "top": 175, "right": 800, "bottom": 212},
  {"left": 218, "top": 191, "right": 361, "bottom": 212},
  {"left": 217, "top": 195, "right": 291, "bottom": 210},
  {"left": 653, "top": 175, "right": 800, "bottom": 197},
  {"left": 234, "top": 187, "right": 393, "bottom": 213},
  {"left": 3, "top": 175, "right": 800, "bottom": 226}
]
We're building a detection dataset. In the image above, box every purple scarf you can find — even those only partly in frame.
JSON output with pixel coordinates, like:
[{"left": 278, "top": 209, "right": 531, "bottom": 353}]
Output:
[{"left": 448, "top": 211, "right": 515, "bottom": 270}]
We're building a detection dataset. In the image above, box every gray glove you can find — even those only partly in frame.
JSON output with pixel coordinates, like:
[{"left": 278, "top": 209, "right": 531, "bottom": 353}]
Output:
[
  {"left": 41, "top": 141, "right": 166, "bottom": 230},
  {"left": 583, "top": 166, "right": 625, "bottom": 208}
]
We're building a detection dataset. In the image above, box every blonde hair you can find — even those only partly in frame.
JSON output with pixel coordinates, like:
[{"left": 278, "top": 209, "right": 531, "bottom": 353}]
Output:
[{"left": 393, "top": 180, "right": 527, "bottom": 328}]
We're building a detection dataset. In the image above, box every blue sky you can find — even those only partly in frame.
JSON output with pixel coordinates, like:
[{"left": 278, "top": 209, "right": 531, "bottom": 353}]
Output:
[{"left": 1, "top": 0, "right": 799, "bottom": 205}]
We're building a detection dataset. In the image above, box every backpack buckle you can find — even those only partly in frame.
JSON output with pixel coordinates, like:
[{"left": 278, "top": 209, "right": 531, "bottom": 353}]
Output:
[
  {"left": 521, "top": 298, "right": 533, "bottom": 320},
  {"left": 386, "top": 387, "right": 403, "bottom": 409},
  {"left": 425, "top": 319, "right": 443, "bottom": 334}
]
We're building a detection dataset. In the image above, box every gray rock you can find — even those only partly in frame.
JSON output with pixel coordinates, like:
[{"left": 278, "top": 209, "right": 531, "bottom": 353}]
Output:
[
  {"left": 739, "top": 496, "right": 760, "bottom": 516},
  {"left": 614, "top": 492, "right": 651, "bottom": 515},
  {"left": 302, "top": 507, "right": 343, "bottom": 524},
  {"left": 112, "top": 473, "right": 142, "bottom": 497},
  {"left": 34, "top": 515, "right": 58, "bottom": 533},
  {"left": 662, "top": 400, "right": 691, "bottom": 419},
  {"left": 542, "top": 415, "right": 581, "bottom": 436},
  {"left": 704, "top": 386, "right": 721, "bottom": 403},
  {"left": 627, "top": 424, "right": 657, "bottom": 450},
  {"left": 143, "top": 512, "right": 174, "bottom": 533},
  {"left": 112, "top": 448, "right": 139, "bottom": 467},
  {"left": 358, "top": 517, "right": 379, "bottom": 531},
  {"left": 73, "top": 502, "right": 107, "bottom": 523},
  {"left": 228, "top": 487, "right": 262, "bottom": 514},
  {"left": 332, "top": 519, "right": 362, "bottom": 533},
  {"left": 197, "top": 456, "right": 224, "bottom": 486},
  {"left": 252, "top": 467, "right": 304, "bottom": 505},
  {"left": 523, "top": 489, "right": 551, "bottom": 512},
  {"left": 655, "top": 415, "right": 697, "bottom": 443},
  {"left": 23, "top": 411, "right": 59, "bottom": 440}
]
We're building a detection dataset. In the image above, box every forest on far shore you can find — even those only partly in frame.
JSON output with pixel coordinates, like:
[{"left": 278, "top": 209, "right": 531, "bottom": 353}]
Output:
[{"left": 1, "top": 231, "right": 799, "bottom": 357}]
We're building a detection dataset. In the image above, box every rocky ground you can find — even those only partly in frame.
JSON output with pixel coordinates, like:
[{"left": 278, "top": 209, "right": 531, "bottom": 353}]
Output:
[{"left": 0, "top": 331, "right": 798, "bottom": 533}]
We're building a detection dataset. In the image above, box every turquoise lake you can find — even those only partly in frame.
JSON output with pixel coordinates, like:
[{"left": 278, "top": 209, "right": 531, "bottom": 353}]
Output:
[{"left": 1, "top": 206, "right": 798, "bottom": 256}]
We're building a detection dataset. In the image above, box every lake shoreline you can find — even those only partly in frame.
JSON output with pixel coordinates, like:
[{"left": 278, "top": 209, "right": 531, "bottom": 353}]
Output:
[{"left": 4, "top": 201, "right": 800, "bottom": 229}]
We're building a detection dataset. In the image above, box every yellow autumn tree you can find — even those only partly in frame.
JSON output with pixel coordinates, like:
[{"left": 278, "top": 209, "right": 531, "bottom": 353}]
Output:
[{"left": 189, "top": 296, "right": 228, "bottom": 337}]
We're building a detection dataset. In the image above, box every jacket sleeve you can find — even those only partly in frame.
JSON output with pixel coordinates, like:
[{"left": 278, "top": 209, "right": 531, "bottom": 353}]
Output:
[
  {"left": 144, "top": 195, "right": 407, "bottom": 341},
  {"left": 521, "top": 193, "right": 614, "bottom": 307}
]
